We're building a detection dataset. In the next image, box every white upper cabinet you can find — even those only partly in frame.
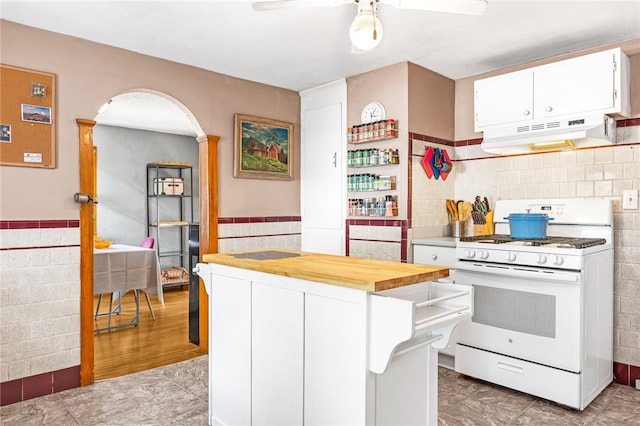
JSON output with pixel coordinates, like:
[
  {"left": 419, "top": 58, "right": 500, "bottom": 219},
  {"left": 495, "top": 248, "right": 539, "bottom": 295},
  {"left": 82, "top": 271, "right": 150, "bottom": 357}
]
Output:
[
  {"left": 474, "top": 48, "right": 629, "bottom": 132},
  {"left": 474, "top": 69, "right": 534, "bottom": 130},
  {"left": 536, "top": 49, "right": 619, "bottom": 119}
]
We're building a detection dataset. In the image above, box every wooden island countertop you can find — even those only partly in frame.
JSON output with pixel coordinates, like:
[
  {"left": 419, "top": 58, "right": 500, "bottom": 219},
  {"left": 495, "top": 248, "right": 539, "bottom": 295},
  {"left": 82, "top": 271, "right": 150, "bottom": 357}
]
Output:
[{"left": 201, "top": 249, "right": 449, "bottom": 292}]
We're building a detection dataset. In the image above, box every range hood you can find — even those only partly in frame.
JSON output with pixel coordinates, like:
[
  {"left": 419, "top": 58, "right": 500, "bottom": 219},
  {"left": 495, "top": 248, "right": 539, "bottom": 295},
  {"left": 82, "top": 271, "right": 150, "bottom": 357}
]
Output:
[{"left": 480, "top": 114, "right": 617, "bottom": 155}]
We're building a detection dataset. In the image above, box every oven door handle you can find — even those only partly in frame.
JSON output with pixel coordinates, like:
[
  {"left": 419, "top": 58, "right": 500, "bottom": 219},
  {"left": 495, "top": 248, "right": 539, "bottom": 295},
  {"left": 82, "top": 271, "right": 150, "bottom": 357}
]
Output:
[{"left": 455, "top": 263, "right": 579, "bottom": 283}]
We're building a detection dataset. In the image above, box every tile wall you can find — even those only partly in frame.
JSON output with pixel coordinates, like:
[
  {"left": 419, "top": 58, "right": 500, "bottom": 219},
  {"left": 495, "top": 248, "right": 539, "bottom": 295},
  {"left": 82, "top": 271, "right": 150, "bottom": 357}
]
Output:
[
  {"left": 0, "top": 220, "right": 81, "bottom": 405},
  {"left": 347, "top": 219, "right": 406, "bottom": 262},
  {"left": 217, "top": 216, "right": 302, "bottom": 253}
]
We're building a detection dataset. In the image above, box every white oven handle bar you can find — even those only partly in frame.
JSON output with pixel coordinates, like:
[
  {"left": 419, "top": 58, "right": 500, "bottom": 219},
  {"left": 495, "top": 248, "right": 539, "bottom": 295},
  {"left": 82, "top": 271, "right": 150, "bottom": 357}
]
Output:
[{"left": 455, "top": 262, "right": 579, "bottom": 283}]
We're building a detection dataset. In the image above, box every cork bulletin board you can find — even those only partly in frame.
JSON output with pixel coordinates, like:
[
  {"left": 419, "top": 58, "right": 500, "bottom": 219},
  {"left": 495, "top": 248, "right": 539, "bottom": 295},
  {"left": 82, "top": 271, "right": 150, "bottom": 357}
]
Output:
[{"left": 0, "top": 64, "right": 56, "bottom": 168}]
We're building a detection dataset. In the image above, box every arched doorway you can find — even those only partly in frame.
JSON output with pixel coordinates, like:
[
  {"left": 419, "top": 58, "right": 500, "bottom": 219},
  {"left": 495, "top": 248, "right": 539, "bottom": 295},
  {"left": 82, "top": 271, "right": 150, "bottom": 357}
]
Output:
[{"left": 77, "top": 90, "right": 218, "bottom": 385}]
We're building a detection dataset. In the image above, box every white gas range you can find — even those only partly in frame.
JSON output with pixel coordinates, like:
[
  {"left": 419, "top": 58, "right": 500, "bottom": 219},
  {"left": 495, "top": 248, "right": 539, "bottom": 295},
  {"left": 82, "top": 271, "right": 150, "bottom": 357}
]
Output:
[{"left": 453, "top": 198, "right": 614, "bottom": 410}]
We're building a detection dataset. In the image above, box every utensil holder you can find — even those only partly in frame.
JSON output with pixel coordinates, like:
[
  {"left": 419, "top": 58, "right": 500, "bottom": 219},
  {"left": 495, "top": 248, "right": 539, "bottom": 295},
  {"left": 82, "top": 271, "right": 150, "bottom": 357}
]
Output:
[{"left": 450, "top": 221, "right": 466, "bottom": 238}]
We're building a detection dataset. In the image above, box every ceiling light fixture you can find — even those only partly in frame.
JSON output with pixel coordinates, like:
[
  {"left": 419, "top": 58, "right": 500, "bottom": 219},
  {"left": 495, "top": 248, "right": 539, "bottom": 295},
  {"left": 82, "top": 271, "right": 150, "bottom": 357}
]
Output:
[{"left": 349, "top": 0, "right": 383, "bottom": 51}]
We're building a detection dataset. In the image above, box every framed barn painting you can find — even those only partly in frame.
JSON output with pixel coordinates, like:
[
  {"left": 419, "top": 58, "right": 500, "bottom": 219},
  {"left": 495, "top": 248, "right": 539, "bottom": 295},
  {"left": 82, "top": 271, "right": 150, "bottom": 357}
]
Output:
[{"left": 234, "top": 114, "right": 293, "bottom": 180}]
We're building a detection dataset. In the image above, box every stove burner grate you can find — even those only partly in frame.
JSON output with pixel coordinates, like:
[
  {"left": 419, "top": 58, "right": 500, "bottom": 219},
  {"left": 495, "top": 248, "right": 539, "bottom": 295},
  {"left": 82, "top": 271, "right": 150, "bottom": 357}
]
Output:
[{"left": 459, "top": 234, "right": 606, "bottom": 249}]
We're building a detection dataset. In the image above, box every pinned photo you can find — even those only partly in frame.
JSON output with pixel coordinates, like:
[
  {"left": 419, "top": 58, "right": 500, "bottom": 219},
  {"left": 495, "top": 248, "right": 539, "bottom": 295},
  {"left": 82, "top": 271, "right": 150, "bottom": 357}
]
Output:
[
  {"left": 21, "top": 104, "right": 51, "bottom": 124},
  {"left": 30, "top": 82, "right": 47, "bottom": 97},
  {"left": 0, "top": 124, "right": 10, "bottom": 143}
]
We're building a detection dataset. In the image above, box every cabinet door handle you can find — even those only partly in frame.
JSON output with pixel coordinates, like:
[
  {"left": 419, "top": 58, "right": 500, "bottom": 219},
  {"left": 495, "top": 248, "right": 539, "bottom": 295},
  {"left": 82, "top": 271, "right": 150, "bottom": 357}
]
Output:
[
  {"left": 332, "top": 152, "right": 337, "bottom": 168},
  {"left": 545, "top": 106, "right": 553, "bottom": 112},
  {"left": 523, "top": 110, "right": 531, "bottom": 116},
  {"left": 432, "top": 254, "right": 438, "bottom": 260}
]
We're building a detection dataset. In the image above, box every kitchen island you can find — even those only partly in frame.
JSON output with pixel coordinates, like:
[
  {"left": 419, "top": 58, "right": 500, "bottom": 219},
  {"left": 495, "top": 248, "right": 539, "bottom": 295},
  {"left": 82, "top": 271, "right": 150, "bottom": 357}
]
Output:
[{"left": 196, "top": 250, "right": 472, "bottom": 426}]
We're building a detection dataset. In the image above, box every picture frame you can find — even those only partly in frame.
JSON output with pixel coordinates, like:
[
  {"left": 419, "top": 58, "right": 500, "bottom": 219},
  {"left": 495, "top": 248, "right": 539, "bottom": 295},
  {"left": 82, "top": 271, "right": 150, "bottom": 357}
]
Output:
[{"left": 234, "top": 113, "right": 293, "bottom": 180}]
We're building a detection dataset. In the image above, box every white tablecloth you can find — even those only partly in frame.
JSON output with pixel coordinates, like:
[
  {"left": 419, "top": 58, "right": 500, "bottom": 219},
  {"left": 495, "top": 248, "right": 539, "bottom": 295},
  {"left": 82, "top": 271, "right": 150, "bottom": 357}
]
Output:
[{"left": 94, "top": 244, "right": 164, "bottom": 304}]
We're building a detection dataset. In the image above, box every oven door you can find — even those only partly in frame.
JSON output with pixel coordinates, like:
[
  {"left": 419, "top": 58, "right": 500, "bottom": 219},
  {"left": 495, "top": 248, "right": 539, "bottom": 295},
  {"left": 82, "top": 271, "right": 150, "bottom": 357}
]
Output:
[{"left": 454, "top": 261, "right": 582, "bottom": 373}]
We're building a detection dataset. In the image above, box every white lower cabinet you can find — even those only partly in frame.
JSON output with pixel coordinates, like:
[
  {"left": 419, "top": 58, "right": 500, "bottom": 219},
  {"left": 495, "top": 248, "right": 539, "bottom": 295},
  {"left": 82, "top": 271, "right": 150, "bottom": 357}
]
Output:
[
  {"left": 252, "top": 284, "right": 304, "bottom": 425},
  {"left": 201, "top": 263, "right": 471, "bottom": 426},
  {"left": 304, "top": 293, "right": 368, "bottom": 425},
  {"left": 210, "top": 274, "right": 251, "bottom": 426}
]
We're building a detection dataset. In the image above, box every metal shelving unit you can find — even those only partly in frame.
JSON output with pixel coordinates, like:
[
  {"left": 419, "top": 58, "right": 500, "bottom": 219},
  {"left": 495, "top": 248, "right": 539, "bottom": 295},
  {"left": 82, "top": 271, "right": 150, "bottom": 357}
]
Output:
[{"left": 146, "top": 162, "right": 194, "bottom": 287}]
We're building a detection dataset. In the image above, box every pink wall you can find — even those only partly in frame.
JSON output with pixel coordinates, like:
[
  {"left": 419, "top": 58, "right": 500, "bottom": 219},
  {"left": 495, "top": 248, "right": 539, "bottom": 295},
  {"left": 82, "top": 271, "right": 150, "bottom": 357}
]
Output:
[{"left": 0, "top": 20, "right": 301, "bottom": 220}]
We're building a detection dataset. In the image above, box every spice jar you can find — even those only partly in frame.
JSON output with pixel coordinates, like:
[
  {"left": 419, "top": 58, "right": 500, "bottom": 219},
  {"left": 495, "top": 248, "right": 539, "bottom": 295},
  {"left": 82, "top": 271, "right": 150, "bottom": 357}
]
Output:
[{"left": 386, "top": 119, "right": 396, "bottom": 138}]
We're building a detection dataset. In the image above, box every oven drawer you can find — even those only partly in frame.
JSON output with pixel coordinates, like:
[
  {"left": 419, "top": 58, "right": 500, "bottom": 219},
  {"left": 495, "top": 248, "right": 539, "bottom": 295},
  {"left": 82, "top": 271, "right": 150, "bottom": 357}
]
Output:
[
  {"left": 368, "top": 282, "right": 472, "bottom": 374},
  {"left": 455, "top": 344, "right": 581, "bottom": 409}
]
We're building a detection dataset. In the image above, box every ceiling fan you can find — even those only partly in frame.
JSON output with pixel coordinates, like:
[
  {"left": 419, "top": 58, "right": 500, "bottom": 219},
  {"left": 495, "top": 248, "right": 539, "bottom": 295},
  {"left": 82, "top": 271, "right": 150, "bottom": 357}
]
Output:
[{"left": 252, "top": 0, "right": 488, "bottom": 51}]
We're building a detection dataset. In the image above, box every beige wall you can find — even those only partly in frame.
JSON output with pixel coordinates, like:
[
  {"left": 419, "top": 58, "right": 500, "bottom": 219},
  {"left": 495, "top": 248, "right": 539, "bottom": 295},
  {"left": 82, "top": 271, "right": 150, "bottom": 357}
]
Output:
[
  {"left": 455, "top": 38, "right": 640, "bottom": 141},
  {"left": 346, "top": 62, "right": 409, "bottom": 127},
  {"left": 0, "top": 20, "right": 301, "bottom": 220},
  {"left": 408, "top": 62, "right": 455, "bottom": 140}
]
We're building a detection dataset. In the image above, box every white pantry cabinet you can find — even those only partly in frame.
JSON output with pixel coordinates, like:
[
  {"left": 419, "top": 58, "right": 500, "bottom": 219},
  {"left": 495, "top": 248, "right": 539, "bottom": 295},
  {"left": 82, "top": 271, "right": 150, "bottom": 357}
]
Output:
[
  {"left": 474, "top": 48, "right": 629, "bottom": 131},
  {"left": 197, "top": 258, "right": 471, "bottom": 426}
]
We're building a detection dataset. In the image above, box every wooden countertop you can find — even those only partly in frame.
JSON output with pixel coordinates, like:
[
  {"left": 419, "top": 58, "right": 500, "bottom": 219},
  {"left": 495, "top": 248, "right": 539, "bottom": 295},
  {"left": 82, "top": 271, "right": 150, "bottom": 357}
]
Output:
[{"left": 202, "top": 249, "right": 449, "bottom": 292}]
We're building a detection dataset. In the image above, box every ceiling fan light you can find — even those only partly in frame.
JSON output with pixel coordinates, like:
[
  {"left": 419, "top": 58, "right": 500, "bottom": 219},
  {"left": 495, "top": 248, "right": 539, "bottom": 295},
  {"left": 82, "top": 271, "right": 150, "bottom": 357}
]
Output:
[{"left": 349, "top": 10, "right": 383, "bottom": 51}]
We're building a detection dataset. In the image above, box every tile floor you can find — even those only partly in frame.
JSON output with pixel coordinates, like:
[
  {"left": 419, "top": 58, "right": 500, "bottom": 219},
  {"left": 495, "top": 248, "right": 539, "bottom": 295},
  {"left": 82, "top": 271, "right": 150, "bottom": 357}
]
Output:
[{"left": 1, "top": 356, "right": 639, "bottom": 425}]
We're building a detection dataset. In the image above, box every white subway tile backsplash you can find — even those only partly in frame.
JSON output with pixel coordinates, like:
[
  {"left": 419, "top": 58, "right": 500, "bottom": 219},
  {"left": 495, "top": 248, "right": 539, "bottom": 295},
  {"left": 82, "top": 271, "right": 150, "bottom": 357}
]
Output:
[
  {"left": 527, "top": 183, "right": 545, "bottom": 199},
  {"left": 550, "top": 167, "right": 568, "bottom": 183},
  {"left": 527, "top": 154, "right": 544, "bottom": 169},
  {"left": 604, "top": 164, "right": 624, "bottom": 180},
  {"left": 557, "top": 182, "right": 577, "bottom": 198},
  {"left": 613, "top": 145, "right": 636, "bottom": 164},
  {"left": 544, "top": 184, "right": 561, "bottom": 198},
  {"left": 576, "top": 149, "right": 595, "bottom": 165},
  {"left": 576, "top": 181, "right": 594, "bottom": 197},
  {"left": 542, "top": 152, "right": 560, "bottom": 168},
  {"left": 595, "top": 147, "right": 614, "bottom": 164},
  {"left": 585, "top": 164, "right": 604, "bottom": 181},
  {"left": 594, "top": 180, "right": 613, "bottom": 197},
  {"left": 623, "top": 162, "right": 640, "bottom": 179},
  {"left": 566, "top": 165, "right": 585, "bottom": 182},
  {"left": 557, "top": 150, "right": 577, "bottom": 167}
]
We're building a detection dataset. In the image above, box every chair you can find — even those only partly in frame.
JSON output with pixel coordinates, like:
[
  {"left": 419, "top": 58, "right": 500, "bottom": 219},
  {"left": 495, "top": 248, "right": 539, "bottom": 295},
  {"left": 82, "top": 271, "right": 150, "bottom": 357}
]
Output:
[
  {"left": 137, "top": 237, "right": 156, "bottom": 320},
  {"left": 141, "top": 237, "right": 154, "bottom": 249}
]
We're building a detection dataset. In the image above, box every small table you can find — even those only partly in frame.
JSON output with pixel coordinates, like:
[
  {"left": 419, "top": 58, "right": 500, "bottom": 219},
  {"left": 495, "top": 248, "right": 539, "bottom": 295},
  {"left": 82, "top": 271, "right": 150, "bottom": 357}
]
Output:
[{"left": 93, "top": 244, "right": 164, "bottom": 332}]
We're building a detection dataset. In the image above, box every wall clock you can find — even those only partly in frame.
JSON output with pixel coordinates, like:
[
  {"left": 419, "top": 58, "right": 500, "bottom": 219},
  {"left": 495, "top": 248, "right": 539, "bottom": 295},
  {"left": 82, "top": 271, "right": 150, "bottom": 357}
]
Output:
[{"left": 361, "top": 101, "right": 386, "bottom": 123}]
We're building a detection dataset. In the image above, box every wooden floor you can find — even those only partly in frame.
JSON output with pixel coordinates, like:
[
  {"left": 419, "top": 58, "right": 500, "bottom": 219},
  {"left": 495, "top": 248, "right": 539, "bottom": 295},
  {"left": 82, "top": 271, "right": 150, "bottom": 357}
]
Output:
[{"left": 93, "top": 286, "right": 203, "bottom": 381}]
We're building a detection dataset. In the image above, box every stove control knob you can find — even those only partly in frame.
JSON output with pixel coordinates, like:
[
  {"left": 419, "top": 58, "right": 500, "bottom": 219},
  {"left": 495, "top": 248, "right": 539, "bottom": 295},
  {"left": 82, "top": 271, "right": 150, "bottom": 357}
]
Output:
[
  {"left": 466, "top": 249, "right": 476, "bottom": 259},
  {"left": 553, "top": 256, "right": 564, "bottom": 266},
  {"left": 537, "top": 254, "right": 547, "bottom": 264},
  {"left": 507, "top": 252, "right": 517, "bottom": 262},
  {"left": 479, "top": 250, "right": 489, "bottom": 260}
]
